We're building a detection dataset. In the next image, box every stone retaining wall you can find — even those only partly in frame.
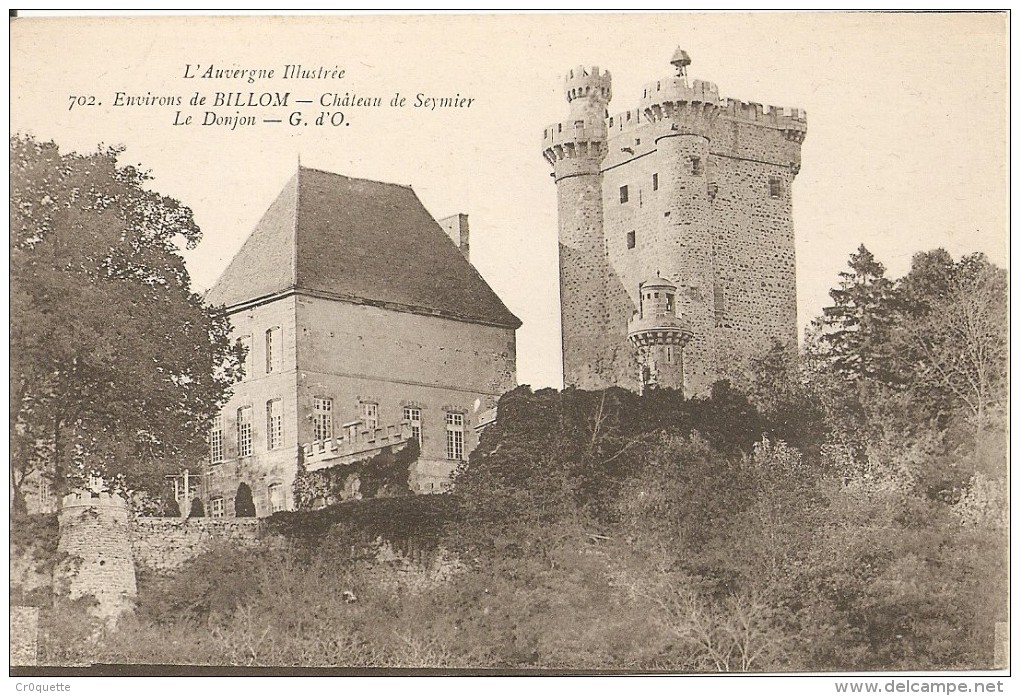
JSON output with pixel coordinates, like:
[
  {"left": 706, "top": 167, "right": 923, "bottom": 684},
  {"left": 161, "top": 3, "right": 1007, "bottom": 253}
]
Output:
[{"left": 131, "top": 517, "right": 263, "bottom": 573}]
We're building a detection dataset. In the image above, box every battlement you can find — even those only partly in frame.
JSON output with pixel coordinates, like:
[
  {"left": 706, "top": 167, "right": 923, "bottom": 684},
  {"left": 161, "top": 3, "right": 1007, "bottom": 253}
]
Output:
[
  {"left": 302, "top": 420, "right": 413, "bottom": 471},
  {"left": 720, "top": 98, "right": 807, "bottom": 132},
  {"left": 475, "top": 406, "right": 498, "bottom": 431},
  {"left": 543, "top": 113, "right": 608, "bottom": 150},
  {"left": 640, "top": 77, "right": 721, "bottom": 112},
  {"left": 542, "top": 116, "right": 609, "bottom": 168},
  {"left": 627, "top": 312, "right": 694, "bottom": 348},
  {"left": 545, "top": 47, "right": 804, "bottom": 397},
  {"left": 607, "top": 107, "right": 649, "bottom": 136},
  {"left": 565, "top": 65, "right": 612, "bottom": 104},
  {"left": 60, "top": 490, "right": 129, "bottom": 512}
]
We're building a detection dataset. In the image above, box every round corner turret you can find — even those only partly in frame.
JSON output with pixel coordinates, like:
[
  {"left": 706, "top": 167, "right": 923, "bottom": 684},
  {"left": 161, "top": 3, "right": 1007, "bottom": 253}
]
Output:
[{"left": 565, "top": 65, "right": 612, "bottom": 109}]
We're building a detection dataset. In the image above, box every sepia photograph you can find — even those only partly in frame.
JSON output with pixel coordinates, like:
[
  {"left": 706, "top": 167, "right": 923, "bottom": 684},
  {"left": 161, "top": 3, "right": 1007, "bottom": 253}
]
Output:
[{"left": 8, "top": 10, "right": 1010, "bottom": 685}]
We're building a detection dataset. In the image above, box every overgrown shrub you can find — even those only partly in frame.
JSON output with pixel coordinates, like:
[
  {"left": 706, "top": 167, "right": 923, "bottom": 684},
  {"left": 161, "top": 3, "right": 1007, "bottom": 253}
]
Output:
[
  {"left": 292, "top": 440, "right": 419, "bottom": 510},
  {"left": 234, "top": 483, "right": 255, "bottom": 517}
]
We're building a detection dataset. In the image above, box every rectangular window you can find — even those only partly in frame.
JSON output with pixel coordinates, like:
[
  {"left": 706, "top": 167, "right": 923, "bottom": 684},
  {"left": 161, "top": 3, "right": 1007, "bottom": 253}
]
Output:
[
  {"left": 210, "top": 496, "right": 225, "bottom": 518},
  {"left": 266, "top": 398, "right": 283, "bottom": 450},
  {"left": 238, "top": 335, "right": 252, "bottom": 380},
  {"left": 446, "top": 412, "right": 465, "bottom": 461},
  {"left": 626, "top": 231, "right": 636, "bottom": 249},
  {"left": 691, "top": 157, "right": 703, "bottom": 176},
  {"left": 313, "top": 397, "right": 333, "bottom": 442},
  {"left": 769, "top": 176, "right": 782, "bottom": 199},
  {"left": 268, "top": 483, "right": 285, "bottom": 513},
  {"left": 652, "top": 173, "right": 659, "bottom": 191},
  {"left": 619, "top": 185, "right": 629, "bottom": 204},
  {"left": 361, "top": 402, "right": 378, "bottom": 431},
  {"left": 403, "top": 407, "right": 423, "bottom": 446},
  {"left": 236, "top": 406, "right": 253, "bottom": 457},
  {"left": 209, "top": 414, "right": 224, "bottom": 464},
  {"left": 38, "top": 478, "right": 54, "bottom": 511},
  {"left": 265, "top": 327, "right": 280, "bottom": 373},
  {"left": 714, "top": 282, "right": 727, "bottom": 324}
]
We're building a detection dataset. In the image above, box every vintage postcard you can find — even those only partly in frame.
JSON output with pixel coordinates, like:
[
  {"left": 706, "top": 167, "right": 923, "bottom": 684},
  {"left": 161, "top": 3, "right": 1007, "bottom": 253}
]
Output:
[{"left": 9, "top": 11, "right": 1009, "bottom": 687}]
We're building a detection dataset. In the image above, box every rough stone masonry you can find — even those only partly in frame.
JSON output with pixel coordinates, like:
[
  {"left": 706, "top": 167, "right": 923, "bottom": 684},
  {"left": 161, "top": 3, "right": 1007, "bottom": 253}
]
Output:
[{"left": 543, "top": 48, "right": 806, "bottom": 396}]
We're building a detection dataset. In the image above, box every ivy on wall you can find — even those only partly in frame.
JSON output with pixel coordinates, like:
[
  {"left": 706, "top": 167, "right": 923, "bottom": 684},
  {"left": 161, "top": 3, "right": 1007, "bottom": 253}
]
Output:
[{"left": 291, "top": 440, "right": 420, "bottom": 511}]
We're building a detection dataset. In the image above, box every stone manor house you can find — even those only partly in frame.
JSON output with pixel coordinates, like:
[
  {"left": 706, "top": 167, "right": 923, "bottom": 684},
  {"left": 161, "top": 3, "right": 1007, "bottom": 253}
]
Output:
[
  {"left": 199, "top": 167, "right": 520, "bottom": 517},
  {"left": 544, "top": 48, "right": 806, "bottom": 396}
]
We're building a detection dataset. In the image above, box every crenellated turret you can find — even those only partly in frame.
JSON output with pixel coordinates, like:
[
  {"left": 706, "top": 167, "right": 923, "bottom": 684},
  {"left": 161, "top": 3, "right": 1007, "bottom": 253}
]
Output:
[
  {"left": 545, "top": 47, "right": 805, "bottom": 396},
  {"left": 640, "top": 77, "right": 721, "bottom": 137},
  {"left": 543, "top": 66, "right": 612, "bottom": 181},
  {"left": 627, "top": 276, "right": 693, "bottom": 394},
  {"left": 639, "top": 47, "right": 721, "bottom": 139},
  {"left": 543, "top": 65, "right": 616, "bottom": 389},
  {"left": 56, "top": 482, "right": 137, "bottom": 623}
]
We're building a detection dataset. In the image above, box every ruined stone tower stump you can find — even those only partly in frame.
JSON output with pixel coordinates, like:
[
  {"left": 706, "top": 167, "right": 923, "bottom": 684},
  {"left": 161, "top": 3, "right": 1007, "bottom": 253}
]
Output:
[{"left": 56, "top": 489, "right": 137, "bottom": 621}]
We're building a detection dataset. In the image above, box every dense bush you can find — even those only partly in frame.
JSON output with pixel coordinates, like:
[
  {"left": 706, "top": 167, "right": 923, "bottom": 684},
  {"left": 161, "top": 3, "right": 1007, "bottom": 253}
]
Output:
[
  {"left": 27, "top": 249, "right": 1006, "bottom": 671},
  {"left": 10, "top": 512, "right": 62, "bottom": 607},
  {"left": 234, "top": 483, "right": 256, "bottom": 517}
]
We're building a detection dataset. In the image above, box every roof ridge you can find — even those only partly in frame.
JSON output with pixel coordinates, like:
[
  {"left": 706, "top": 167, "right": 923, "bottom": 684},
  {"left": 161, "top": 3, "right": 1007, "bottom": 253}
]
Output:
[
  {"left": 204, "top": 170, "right": 300, "bottom": 307},
  {"left": 296, "top": 165, "right": 414, "bottom": 190},
  {"left": 208, "top": 166, "right": 520, "bottom": 329}
]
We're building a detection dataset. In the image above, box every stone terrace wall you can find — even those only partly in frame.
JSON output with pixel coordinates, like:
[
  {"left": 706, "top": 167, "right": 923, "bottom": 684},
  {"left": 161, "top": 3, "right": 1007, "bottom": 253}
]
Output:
[
  {"left": 131, "top": 518, "right": 263, "bottom": 573},
  {"left": 10, "top": 606, "right": 39, "bottom": 666}
]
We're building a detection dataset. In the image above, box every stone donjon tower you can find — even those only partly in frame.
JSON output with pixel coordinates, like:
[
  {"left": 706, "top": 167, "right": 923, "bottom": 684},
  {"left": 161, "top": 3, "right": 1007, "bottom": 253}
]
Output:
[{"left": 543, "top": 48, "right": 806, "bottom": 395}]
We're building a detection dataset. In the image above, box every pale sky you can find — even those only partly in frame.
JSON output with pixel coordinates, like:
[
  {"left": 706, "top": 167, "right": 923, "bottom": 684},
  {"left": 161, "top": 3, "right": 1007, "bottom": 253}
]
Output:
[{"left": 10, "top": 12, "right": 1009, "bottom": 389}]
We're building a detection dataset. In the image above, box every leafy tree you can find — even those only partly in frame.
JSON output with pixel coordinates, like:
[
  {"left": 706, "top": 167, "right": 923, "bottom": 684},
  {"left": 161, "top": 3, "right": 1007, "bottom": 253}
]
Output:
[
  {"left": 745, "top": 341, "right": 827, "bottom": 457},
  {"left": 895, "top": 253, "right": 1007, "bottom": 444},
  {"left": 10, "top": 136, "right": 242, "bottom": 509},
  {"left": 188, "top": 497, "right": 205, "bottom": 518}
]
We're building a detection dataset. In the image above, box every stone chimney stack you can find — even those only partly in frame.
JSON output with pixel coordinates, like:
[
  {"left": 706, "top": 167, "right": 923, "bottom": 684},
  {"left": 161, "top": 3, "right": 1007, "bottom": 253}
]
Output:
[{"left": 438, "top": 213, "right": 470, "bottom": 261}]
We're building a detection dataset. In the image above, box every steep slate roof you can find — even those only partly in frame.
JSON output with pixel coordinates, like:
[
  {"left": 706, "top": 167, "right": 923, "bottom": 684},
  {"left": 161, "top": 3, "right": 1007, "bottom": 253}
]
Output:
[{"left": 206, "top": 167, "right": 521, "bottom": 329}]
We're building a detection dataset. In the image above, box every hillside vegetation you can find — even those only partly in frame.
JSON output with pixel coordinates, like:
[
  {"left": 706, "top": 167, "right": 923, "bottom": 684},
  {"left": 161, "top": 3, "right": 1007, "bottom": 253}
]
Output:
[{"left": 26, "top": 247, "right": 1007, "bottom": 670}]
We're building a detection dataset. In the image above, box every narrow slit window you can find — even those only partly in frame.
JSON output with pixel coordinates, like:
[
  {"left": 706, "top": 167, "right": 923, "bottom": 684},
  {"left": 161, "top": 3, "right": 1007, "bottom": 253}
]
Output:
[
  {"left": 714, "top": 282, "right": 727, "bottom": 324},
  {"left": 620, "top": 185, "right": 629, "bottom": 204},
  {"left": 652, "top": 173, "right": 659, "bottom": 191},
  {"left": 237, "top": 335, "right": 252, "bottom": 380},
  {"left": 265, "top": 327, "right": 280, "bottom": 373},
  {"left": 626, "top": 231, "right": 636, "bottom": 249}
]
